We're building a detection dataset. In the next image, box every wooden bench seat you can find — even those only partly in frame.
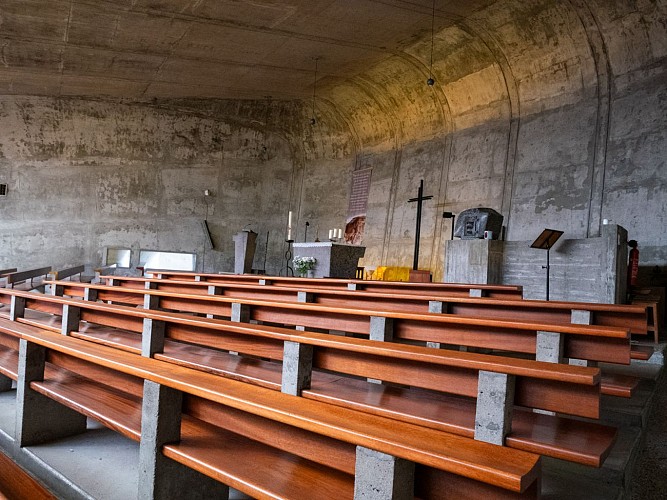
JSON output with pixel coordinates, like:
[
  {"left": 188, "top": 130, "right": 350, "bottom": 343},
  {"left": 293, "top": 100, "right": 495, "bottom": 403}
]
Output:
[{"left": 17, "top": 325, "right": 542, "bottom": 498}]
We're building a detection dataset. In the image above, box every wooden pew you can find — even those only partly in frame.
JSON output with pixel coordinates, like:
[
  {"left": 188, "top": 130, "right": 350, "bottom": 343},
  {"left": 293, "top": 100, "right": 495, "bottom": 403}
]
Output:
[
  {"left": 0, "top": 285, "right": 636, "bottom": 398},
  {"left": 0, "top": 450, "right": 55, "bottom": 500},
  {"left": 13, "top": 322, "right": 542, "bottom": 498},
  {"left": 3, "top": 267, "right": 52, "bottom": 290},
  {"left": 145, "top": 270, "right": 525, "bottom": 299},
  {"left": 60, "top": 277, "right": 649, "bottom": 335},
  {"left": 0, "top": 294, "right": 619, "bottom": 468},
  {"left": 0, "top": 268, "right": 18, "bottom": 277}
]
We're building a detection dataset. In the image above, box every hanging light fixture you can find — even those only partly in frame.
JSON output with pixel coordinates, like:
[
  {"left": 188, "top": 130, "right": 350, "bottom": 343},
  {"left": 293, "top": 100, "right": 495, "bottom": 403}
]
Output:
[
  {"left": 427, "top": 0, "right": 436, "bottom": 86},
  {"left": 310, "top": 57, "right": 320, "bottom": 125}
]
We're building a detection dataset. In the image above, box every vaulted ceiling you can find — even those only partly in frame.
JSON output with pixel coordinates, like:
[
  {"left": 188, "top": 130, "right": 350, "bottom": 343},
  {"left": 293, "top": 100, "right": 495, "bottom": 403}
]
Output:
[{"left": 0, "top": 0, "right": 496, "bottom": 100}]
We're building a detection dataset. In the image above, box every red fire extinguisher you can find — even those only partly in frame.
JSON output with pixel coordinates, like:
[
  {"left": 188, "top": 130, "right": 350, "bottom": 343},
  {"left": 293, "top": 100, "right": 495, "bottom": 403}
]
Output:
[{"left": 627, "top": 240, "right": 639, "bottom": 287}]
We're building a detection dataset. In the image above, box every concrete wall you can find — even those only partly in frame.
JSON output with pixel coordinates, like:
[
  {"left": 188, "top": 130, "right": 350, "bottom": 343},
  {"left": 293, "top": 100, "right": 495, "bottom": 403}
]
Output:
[
  {"left": 0, "top": 97, "right": 353, "bottom": 275},
  {"left": 0, "top": 0, "right": 665, "bottom": 285}
]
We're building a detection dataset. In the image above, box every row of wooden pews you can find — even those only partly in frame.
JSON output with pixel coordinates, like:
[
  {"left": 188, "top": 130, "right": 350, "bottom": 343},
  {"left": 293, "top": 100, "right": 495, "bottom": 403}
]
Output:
[
  {"left": 0, "top": 272, "right": 650, "bottom": 498},
  {"left": 42, "top": 275, "right": 648, "bottom": 397}
]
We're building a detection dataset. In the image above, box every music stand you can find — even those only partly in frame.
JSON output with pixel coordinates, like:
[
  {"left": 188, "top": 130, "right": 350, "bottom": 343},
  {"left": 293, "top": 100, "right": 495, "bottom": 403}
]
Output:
[{"left": 530, "top": 229, "right": 564, "bottom": 301}]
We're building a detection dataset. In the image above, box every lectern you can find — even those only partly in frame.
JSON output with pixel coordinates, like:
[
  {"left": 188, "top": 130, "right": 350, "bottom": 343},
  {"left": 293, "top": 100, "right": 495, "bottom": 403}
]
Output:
[{"left": 531, "top": 228, "right": 564, "bottom": 301}]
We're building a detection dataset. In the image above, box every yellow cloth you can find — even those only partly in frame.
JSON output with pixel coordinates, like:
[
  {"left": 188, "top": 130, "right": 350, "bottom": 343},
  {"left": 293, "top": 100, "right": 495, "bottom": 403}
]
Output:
[{"left": 374, "top": 266, "right": 411, "bottom": 282}]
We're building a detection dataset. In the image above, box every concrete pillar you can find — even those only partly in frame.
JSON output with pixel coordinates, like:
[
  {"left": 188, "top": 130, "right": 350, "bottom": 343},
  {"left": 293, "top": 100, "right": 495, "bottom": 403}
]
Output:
[
  {"left": 138, "top": 380, "right": 229, "bottom": 500},
  {"left": 15, "top": 339, "right": 87, "bottom": 447},
  {"left": 142, "top": 318, "right": 166, "bottom": 357},
  {"left": 9, "top": 295, "right": 26, "bottom": 321},
  {"left": 143, "top": 281, "right": 160, "bottom": 310},
  {"left": 61, "top": 304, "right": 81, "bottom": 335},
  {"left": 232, "top": 230, "right": 257, "bottom": 275},
  {"left": 353, "top": 446, "right": 414, "bottom": 500},
  {"left": 536, "top": 331, "right": 564, "bottom": 363},
  {"left": 281, "top": 341, "right": 313, "bottom": 396},
  {"left": 231, "top": 303, "right": 250, "bottom": 323},
  {"left": 569, "top": 309, "right": 595, "bottom": 367},
  {"left": 426, "top": 301, "right": 449, "bottom": 349},
  {"left": 474, "top": 370, "right": 515, "bottom": 446},
  {"left": 296, "top": 292, "right": 314, "bottom": 331},
  {"left": 206, "top": 285, "right": 222, "bottom": 319},
  {"left": 369, "top": 316, "right": 394, "bottom": 342}
]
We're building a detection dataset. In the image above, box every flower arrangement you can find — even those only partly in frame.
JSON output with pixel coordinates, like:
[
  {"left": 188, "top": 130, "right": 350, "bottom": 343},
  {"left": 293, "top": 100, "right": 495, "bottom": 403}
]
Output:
[{"left": 293, "top": 256, "right": 317, "bottom": 276}]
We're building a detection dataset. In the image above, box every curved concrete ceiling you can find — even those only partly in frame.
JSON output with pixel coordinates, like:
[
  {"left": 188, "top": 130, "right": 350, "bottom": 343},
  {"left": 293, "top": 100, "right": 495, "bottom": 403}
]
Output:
[{"left": 1, "top": 0, "right": 663, "bottom": 151}]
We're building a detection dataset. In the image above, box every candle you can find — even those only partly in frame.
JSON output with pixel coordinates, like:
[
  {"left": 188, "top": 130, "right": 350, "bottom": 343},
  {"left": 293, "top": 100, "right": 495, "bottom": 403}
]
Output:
[
  {"left": 328, "top": 229, "right": 332, "bottom": 239},
  {"left": 288, "top": 211, "right": 293, "bottom": 229},
  {"left": 337, "top": 228, "right": 342, "bottom": 239}
]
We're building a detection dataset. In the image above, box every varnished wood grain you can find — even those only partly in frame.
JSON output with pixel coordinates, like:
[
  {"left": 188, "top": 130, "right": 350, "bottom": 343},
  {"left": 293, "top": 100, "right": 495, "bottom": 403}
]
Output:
[{"left": 0, "top": 450, "right": 56, "bottom": 500}]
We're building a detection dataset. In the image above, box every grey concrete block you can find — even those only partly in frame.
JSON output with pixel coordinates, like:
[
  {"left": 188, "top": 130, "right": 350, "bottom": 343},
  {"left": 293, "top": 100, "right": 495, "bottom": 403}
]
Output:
[
  {"left": 474, "top": 370, "right": 515, "bottom": 445},
  {"left": 536, "top": 331, "right": 564, "bottom": 363},
  {"left": 369, "top": 316, "right": 394, "bottom": 342},
  {"left": 296, "top": 292, "right": 315, "bottom": 331},
  {"left": 353, "top": 446, "right": 414, "bottom": 500},
  {"left": 83, "top": 288, "right": 98, "bottom": 301},
  {"left": 259, "top": 279, "right": 272, "bottom": 286},
  {"left": 138, "top": 380, "right": 230, "bottom": 500},
  {"left": 347, "top": 283, "right": 359, "bottom": 290},
  {"left": 50, "top": 284, "right": 64, "bottom": 296},
  {"left": 571, "top": 309, "right": 592, "bottom": 325},
  {"left": 143, "top": 293, "right": 160, "bottom": 310},
  {"left": 281, "top": 340, "right": 313, "bottom": 396},
  {"left": 9, "top": 295, "right": 26, "bottom": 321},
  {"left": 142, "top": 318, "right": 166, "bottom": 357},
  {"left": 470, "top": 289, "right": 484, "bottom": 297},
  {"left": 231, "top": 302, "right": 250, "bottom": 323},
  {"left": 61, "top": 304, "right": 81, "bottom": 335},
  {"left": 16, "top": 339, "right": 87, "bottom": 447}
]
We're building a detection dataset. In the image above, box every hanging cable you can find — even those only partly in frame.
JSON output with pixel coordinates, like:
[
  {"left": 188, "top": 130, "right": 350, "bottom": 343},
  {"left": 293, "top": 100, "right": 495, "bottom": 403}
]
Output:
[{"left": 427, "top": 0, "right": 436, "bottom": 86}]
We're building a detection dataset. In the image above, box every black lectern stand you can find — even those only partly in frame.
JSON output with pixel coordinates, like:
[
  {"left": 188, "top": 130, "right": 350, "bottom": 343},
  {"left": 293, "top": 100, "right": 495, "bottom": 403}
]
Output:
[{"left": 530, "top": 229, "right": 564, "bottom": 301}]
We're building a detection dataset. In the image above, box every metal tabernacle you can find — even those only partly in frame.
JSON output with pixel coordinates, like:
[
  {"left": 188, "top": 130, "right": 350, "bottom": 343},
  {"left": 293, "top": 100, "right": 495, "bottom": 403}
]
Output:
[
  {"left": 408, "top": 179, "right": 433, "bottom": 271},
  {"left": 530, "top": 228, "right": 564, "bottom": 301},
  {"left": 454, "top": 208, "right": 504, "bottom": 240}
]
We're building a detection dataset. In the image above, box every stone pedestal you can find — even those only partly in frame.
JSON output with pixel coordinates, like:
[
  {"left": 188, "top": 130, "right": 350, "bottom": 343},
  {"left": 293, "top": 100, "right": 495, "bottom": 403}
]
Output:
[
  {"left": 444, "top": 239, "right": 504, "bottom": 284},
  {"left": 232, "top": 231, "right": 257, "bottom": 274},
  {"left": 292, "top": 242, "right": 365, "bottom": 278}
]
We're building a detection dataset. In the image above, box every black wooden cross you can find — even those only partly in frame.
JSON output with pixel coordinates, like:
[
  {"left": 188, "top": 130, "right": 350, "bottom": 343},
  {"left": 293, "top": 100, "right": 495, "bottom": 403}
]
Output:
[{"left": 408, "top": 179, "right": 433, "bottom": 270}]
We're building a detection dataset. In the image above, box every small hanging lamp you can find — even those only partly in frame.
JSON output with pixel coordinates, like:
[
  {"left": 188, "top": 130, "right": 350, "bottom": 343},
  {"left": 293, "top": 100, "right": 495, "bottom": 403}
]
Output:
[
  {"left": 427, "top": 0, "right": 436, "bottom": 86},
  {"left": 310, "top": 57, "right": 320, "bottom": 125}
]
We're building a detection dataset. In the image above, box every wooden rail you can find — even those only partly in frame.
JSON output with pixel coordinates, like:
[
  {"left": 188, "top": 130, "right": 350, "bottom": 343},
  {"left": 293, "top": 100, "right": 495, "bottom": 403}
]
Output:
[
  {"left": 4, "top": 267, "right": 52, "bottom": 288},
  {"left": 144, "top": 270, "right": 525, "bottom": 299}
]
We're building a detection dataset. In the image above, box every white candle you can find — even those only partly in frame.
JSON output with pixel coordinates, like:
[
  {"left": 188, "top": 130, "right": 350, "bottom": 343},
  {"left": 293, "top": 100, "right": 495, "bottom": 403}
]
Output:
[
  {"left": 287, "top": 228, "right": 292, "bottom": 241},
  {"left": 337, "top": 228, "right": 342, "bottom": 239},
  {"left": 288, "top": 211, "right": 293, "bottom": 229}
]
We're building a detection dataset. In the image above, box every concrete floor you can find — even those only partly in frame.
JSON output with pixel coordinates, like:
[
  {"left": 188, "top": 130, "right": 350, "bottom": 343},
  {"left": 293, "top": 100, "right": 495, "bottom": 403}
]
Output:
[{"left": 0, "top": 348, "right": 664, "bottom": 499}]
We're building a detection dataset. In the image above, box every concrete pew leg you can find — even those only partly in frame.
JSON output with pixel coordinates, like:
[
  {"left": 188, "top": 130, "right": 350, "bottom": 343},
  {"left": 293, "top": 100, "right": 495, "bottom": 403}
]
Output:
[
  {"left": 281, "top": 341, "right": 313, "bottom": 396},
  {"left": 0, "top": 374, "right": 13, "bottom": 393},
  {"left": 15, "top": 340, "right": 87, "bottom": 447},
  {"left": 138, "top": 380, "right": 230, "bottom": 500},
  {"left": 354, "top": 446, "right": 414, "bottom": 500},
  {"left": 474, "top": 370, "right": 515, "bottom": 446}
]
